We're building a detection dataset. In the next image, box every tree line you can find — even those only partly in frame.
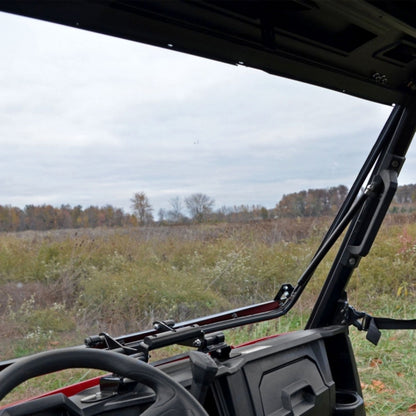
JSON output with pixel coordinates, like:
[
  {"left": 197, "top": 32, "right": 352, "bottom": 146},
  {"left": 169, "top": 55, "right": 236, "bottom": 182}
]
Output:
[
  {"left": 0, "top": 204, "right": 138, "bottom": 232},
  {"left": 131, "top": 185, "right": 354, "bottom": 224},
  {"left": 1, "top": 184, "right": 415, "bottom": 232},
  {"left": 274, "top": 185, "right": 349, "bottom": 218},
  {"left": 127, "top": 184, "right": 416, "bottom": 224},
  {"left": 131, "top": 192, "right": 270, "bottom": 225}
]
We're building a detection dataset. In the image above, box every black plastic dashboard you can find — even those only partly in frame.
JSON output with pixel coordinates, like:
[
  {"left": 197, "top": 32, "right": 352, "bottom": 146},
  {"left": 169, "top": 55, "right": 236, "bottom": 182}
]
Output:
[{"left": 2, "top": 326, "right": 364, "bottom": 416}]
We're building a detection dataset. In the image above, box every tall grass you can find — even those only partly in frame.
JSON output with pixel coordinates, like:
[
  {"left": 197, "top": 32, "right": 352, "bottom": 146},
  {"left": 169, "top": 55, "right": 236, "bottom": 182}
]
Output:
[
  {"left": 1, "top": 217, "right": 416, "bottom": 414},
  {"left": 0, "top": 221, "right": 326, "bottom": 358},
  {"left": 2, "top": 219, "right": 416, "bottom": 356}
]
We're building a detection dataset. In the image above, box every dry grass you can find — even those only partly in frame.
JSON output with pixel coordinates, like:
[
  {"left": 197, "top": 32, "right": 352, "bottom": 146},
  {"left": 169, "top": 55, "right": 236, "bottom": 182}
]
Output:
[{"left": 1, "top": 216, "right": 416, "bottom": 414}]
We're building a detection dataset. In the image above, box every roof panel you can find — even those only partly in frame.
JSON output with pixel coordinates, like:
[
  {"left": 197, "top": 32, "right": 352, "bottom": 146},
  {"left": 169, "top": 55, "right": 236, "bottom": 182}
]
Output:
[{"left": 1, "top": 0, "right": 416, "bottom": 105}]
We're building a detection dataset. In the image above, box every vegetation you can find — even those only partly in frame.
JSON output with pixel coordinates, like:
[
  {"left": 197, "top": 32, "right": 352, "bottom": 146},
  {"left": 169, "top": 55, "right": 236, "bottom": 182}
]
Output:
[
  {"left": 130, "top": 192, "right": 154, "bottom": 225},
  {"left": 1, "top": 211, "right": 416, "bottom": 413},
  {"left": 1, "top": 184, "right": 416, "bottom": 232},
  {"left": 0, "top": 214, "right": 415, "bottom": 345},
  {"left": 0, "top": 218, "right": 324, "bottom": 354},
  {"left": 184, "top": 193, "right": 215, "bottom": 223},
  {"left": 351, "top": 312, "right": 416, "bottom": 415},
  {"left": 275, "top": 185, "right": 349, "bottom": 217},
  {"left": 0, "top": 204, "right": 138, "bottom": 232}
]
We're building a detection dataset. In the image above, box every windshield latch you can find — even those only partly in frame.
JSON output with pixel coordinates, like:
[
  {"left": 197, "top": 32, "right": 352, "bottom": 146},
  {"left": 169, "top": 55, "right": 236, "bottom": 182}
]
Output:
[
  {"left": 337, "top": 301, "right": 369, "bottom": 329},
  {"left": 342, "top": 305, "right": 371, "bottom": 332},
  {"left": 337, "top": 301, "right": 380, "bottom": 345}
]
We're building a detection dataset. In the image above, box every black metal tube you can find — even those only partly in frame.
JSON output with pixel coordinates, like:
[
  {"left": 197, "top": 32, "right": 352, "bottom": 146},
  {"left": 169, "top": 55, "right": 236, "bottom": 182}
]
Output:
[{"left": 306, "top": 102, "right": 416, "bottom": 329}]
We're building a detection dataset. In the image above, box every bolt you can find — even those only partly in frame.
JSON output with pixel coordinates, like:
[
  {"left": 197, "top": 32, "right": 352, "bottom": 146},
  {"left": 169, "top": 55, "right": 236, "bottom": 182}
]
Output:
[
  {"left": 391, "top": 160, "right": 400, "bottom": 168},
  {"left": 372, "top": 72, "right": 388, "bottom": 84},
  {"left": 348, "top": 257, "right": 357, "bottom": 266},
  {"left": 193, "top": 339, "right": 202, "bottom": 348}
]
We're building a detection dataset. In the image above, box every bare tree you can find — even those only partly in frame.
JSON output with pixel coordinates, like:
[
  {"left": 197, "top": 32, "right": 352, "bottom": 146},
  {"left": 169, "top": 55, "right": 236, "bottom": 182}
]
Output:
[
  {"left": 130, "top": 192, "right": 153, "bottom": 225},
  {"left": 185, "top": 193, "right": 215, "bottom": 222},
  {"left": 167, "top": 196, "right": 185, "bottom": 223},
  {"left": 158, "top": 208, "right": 167, "bottom": 223}
]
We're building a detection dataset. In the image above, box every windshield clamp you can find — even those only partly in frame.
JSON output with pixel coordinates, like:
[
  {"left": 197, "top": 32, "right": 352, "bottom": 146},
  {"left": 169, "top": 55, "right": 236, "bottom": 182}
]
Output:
[
  {"left": 153, "top": 320, "right": 176, "bottom": 333},
  {"left": 196, "top": 332, "right": 231, "bottom": 360},
  {"left": 274, "top": 284, "right": 294, "bottom": 303},
  {"left": 85, "top": 332, "right": 149, "bottom": 361},
  {"left": 85, "top": 332, "right": 137, "bottom": 354}
]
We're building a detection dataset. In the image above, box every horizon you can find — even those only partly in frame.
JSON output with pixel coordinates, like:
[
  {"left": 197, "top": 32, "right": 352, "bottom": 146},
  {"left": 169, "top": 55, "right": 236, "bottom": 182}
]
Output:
[
  {"left": 1, "top": 12, "right": 414, "bottom": 215},
  {"left": 2, "top": 182, "right": 416, "bottom": 217}
]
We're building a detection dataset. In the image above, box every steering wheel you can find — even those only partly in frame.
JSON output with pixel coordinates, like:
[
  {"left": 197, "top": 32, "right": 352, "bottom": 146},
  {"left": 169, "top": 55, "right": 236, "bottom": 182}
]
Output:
[{"left": 0, "top": 348, "right": 208, "bottom": 416}]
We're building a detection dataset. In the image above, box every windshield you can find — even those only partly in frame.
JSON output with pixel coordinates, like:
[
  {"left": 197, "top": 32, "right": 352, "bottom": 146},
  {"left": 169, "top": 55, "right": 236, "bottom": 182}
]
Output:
[{"left": 1, "top": 11, "right": 413, "bottom": 360}]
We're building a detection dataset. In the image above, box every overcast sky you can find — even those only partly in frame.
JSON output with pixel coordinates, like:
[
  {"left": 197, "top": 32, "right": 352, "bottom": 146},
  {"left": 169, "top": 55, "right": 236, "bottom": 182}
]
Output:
[{"left": 1, "top": 11, "right": 414, "bottom": 215}]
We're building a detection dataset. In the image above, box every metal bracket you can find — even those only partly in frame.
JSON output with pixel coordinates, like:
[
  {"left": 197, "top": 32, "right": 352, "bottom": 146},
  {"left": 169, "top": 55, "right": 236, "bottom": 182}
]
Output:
[
  {"left": 194, "top": 332, "right": 231, "bottom": 360},
  {"left": 85, "top": 325, "right": 231, "bottom": 361},
  {"left": 274, "top": 284, "right": 294, "bottom": 303}
]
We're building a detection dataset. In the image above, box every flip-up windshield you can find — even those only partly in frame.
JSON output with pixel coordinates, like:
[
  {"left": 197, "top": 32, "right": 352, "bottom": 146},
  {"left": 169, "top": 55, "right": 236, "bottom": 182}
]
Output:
[
  {"left": 0, "top": 7, "right": 414, "bottom": 356},
  {"left": 0, "top": 0, "right": 416, "bottom": 365},
  {"left": 2, "top": 3, "right": 416, "bottom": 416}
]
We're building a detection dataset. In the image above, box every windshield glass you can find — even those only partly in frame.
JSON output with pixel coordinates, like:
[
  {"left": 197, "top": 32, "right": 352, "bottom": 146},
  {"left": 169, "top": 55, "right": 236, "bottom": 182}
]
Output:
[{"left": 2, "top": 11, "right": 413, "bottom": 360}]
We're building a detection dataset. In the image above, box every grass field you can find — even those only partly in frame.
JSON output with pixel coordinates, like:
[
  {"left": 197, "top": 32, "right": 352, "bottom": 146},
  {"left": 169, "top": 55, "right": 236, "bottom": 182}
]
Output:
[{"left": 1, "top": 216, "right": 416, "bottom": 413}]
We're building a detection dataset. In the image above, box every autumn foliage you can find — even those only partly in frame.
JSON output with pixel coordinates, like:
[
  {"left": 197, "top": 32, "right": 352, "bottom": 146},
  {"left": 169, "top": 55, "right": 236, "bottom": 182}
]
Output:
[
  {"left": 0, "top": 204, "right": 138, "bottom": 232},
  {"left": 1, "top": 184, "right": 416, "bottom": 233}
]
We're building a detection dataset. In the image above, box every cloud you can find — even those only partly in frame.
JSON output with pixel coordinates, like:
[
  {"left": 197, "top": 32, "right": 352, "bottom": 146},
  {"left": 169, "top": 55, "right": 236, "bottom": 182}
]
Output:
[{"left": 0, "top": 11, "right": 399, "bottom": 214}]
